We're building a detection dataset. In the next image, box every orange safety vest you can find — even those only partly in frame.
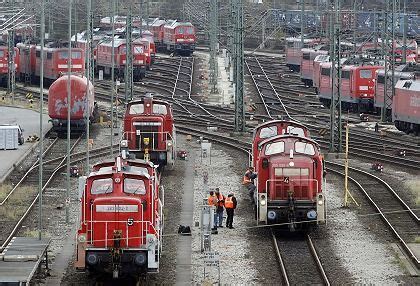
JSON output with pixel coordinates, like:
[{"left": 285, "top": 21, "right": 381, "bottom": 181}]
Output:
[
  {"left": 207, "top": 195, "right": 217, "bottom": 206},
  {"left": 216, "top": 194, "right": 224, "bottom": 207},
  {"left": 225, "top": 197, "right": 234, "bottom": 209}
]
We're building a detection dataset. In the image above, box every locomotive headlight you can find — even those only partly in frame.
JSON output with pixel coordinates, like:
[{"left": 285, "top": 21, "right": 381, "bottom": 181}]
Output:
[
  {"left": 134, "top": 253, "right": 147, "bottom": 266},
  {"left": 167, "top": 141, "right": 172, "bottom": 147},
  {"left": 86, "top": 253, "right": 98, "bottom": 266},
  {"left": 260, "top": 199, "right": 266, "bottom": 206},
  {"left": 78, "top": 234, "right": 87, "bottom": 243},
  {"left": 318, "top": 200, "right": 324, "bottom": 205},
  {"left": 120, "top": 140, "right": 128, "bottom": 148}
]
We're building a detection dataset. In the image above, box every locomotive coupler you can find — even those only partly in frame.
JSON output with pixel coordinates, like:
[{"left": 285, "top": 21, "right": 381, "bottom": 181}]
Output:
[{"left": 111, "top": 230, "right": 122, "bottom": 278}]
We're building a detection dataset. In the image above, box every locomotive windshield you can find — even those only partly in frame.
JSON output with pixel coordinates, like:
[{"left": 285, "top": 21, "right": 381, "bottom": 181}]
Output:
[
  {"left": 0, "top": 50, "right": 4, "bottom": 57},
  {"left": 286, "top": 126, "right": 305, "bottom": 137},
  {"left": 129, "top": 104, "right": 144, "bottom": 114},
  {"left": 91, "top": 178, "right": 113, "bottom": 195},
  {"left": 260, "top": 126, "right": 277, "bottom": 139},
  {"left": 124, "top": 178, "right": 146, "bottom": 195},
  {"left": 360, "top": 69, "right": 373, "bottom": 79},
  {"left": 59, "top": 51, "right": 82, "bottom": 59},
  {"left": 265, "top": 141, "right": 285, "bottom": 155},
  {"left": 152, "top": 104, "right": 168, "bottom": 115},
  {"left": 134, "top": 46, "right": 144, "bottom": 54},
  {"left": 295, "top": 142, "right": 316, "bottom": 155}
]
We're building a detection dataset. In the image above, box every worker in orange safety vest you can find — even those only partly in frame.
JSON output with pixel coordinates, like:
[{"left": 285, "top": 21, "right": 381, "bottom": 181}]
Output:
[
  {"left": 207, "top": 191, "right": 218, "bottom": 230},
  {"left": 225, "top": 194, "right": 237, "bottom": 229},
  {"left": 214, "top": 188, "right": 225, "bottom": 228}
]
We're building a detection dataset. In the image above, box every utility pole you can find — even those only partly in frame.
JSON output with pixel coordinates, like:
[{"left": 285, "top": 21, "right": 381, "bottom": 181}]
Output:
[
  {"left": 381, "top": 0, "right": 396, "bottom": 122},
  {"left": 125, "top": 1, "right": 133, "bottom": 102},
  {"left": 66, "top": 0, "right": 73, "bottom": 224},
  {"left": 402, "top": 0, "right": 407, "bottom": 64},
  {"left": 300, "top": 0, "right": 305, "bottom": 47},
  {"left": 329, "top": 0, "right": 342, "bottom": 153},
  {"left": 85, "top": 0, "right": 92, "bottom": 174},
  {"left": 38, "top": 0, "right": 45, "bottom": 240},
  {"left": 233, "top": 0, "right": 245, "bottom": 132},
  {"left": 209, "top": 0, "right": 218, "bottom": 94},
  {"left": 110, "top": 0, "right": 116, "bottom": 155},
  {"left": 7, "top": 29, "right": 15, "bottom": 104}
]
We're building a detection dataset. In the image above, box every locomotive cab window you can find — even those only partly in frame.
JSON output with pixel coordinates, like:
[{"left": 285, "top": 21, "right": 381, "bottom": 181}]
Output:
[
  {"left": 129, "top": 104, "right": 144, "bottom": 114},
  {"left": 295, "top": 142, "right": 316, "bottom": 155},
  {"left": 72, "top": 51, "right": 82, "bottom": 59},
  {"left": 259, "top": 126, "right": 278, "bottom": 139},
  {"left": 0, "top": 50, "right": 4, "bottom": 57},
  {"left": 36, "top": 50, "right": 41, "bottom": 58},
  {"left": 265, "top": 141, "right": 285, "bottom": 156},
  {"left": 377, "top": 74, "right": 385, "bottom": 84},
  {"left": 303, "top": 53, "right": 310, "bottom": 60},
  {"left": 360, "top": 69, "right": 372, "bottom": 79},
  {"left": 47, "top": 52, "right": 52, "bottom": 60},
  {"left": 91, "top": 178, "right": 113, "bottom": 195},
  {"left": 321, "top": 68, "right": 330, "bottom": 76},
  {"left": 286, "top": 126, "right": 304, "bottom": 137},
  {"left": 341, "top": 70, "right": 350, "bottom": 79},
  {"left": 124, "top": 178, "right": 146, "bottom": 195},
  {"left": 152, "top": 104, "right": 168, "bottom": 115},
  {"left": 187, "top": 27, "right": 194, "bottom": 34},
  {"left": 134, "top": 46, "right": 144, "bottom": 54},
  {"left": 178, "top": 27, "right": 184, "bottom": 34}
]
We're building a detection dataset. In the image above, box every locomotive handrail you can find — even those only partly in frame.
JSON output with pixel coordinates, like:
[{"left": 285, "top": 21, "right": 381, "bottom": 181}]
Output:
[{"left": 124, "top": 130, "right": 173, "bottom": 151}]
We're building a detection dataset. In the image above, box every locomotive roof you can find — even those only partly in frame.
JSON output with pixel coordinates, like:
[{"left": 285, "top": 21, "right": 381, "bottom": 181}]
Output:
[
  {"left": 258, "top": 134, "right": 320, "bottom": 149},
  {"left": 164, "top": 20, "right": 194, "bottom": 29},
  {"left": 253, "top": 120, "right": 308, "bottom": 137},
  {"left": 151, "top": 18, "right": 167, "bottom": 27},
  {"left": 377, "top": 64, "right": 419, "bottom": 78},
  {"left": 98, "top": 37, "right": 126, "bottom": 47},
  {"left": 89, "top": 166, "right": 151, "bottom": 179},
  {"left": 93, "top": 158, "right": 155, "bottom": 168},
  {"left": 128, "top": 98, "right": 170, "bottom": 106},
  {"left": 395, "top": 78, "right": 420, "bottom": 91}
]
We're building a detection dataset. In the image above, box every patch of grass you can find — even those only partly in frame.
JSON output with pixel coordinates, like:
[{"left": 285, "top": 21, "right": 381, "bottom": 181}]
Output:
[
  {"left": 404, "top": 180, "right": 420, "bottom": 206},
  {"left": 22, "top": 229, "right": 50, "bottom": 238},
  {"left": 0, "top": 184, "right": 12, "bottom": 201},
  {"left": 0, "top": 205, "right": 25, "bottom": 220},
  {"left": 415, "top": 237, "right": 420, "bottom": 244}
]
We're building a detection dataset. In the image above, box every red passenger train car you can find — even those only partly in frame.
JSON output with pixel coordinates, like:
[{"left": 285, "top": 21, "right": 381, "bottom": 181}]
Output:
[
  {"left": 48, "top": 74, "right": 95, "bottom": 133},
  {"left": 123, "top": 95, "right": 176, "bottom": 168},
  {"left": 96, "top": 37, "right": 147, "bottom": 81},
  {"left": 75, "top": 154, "right": 163, "bottom": 278},
  {"left": 393, "top": 78, "right": 420, "bottom": 135},
  {"left": 0, "top": 46, "right": 19, "bottom": 85},
  {"left": 253, "top": 134, "right": 326, "bottom": 229}
]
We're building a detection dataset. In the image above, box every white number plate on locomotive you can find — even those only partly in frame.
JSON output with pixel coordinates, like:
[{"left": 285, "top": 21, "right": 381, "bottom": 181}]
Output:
[{"left": 96, "top": 204, "right": 138, "bottom": 212}]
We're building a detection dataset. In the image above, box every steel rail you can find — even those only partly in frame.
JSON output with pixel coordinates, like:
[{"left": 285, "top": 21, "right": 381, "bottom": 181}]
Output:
[{"left": 307, "top": 234, "right": 331, "bottom": 286}]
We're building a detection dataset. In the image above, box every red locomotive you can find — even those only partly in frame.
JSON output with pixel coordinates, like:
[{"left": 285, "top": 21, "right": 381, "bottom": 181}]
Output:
[
  {"left": 18, "top": 43, "right": 85, "bottom": 83},
  {"left": 285, "top": 37, "right": 318, "bottom": 72},
  {"left": 253, "top": 133, "right": 326, "bottom": 229},
  {"left": 48, "top": 74, "right": 95, "bottom": 133},
  {"left": 374, "top": 64, "right": 418, "bottom": 114},
  {"left": 300, "top": 45, "right": 328, "bottom": 86},
  {"left": 162, "top": 20, "right": 196, "bottom": 56},
  {"left": 0, "top": 45, "right": 19, "bottom": 85},
  {"left": 312, "top": 54, "right": 330, "bottom": 93},
  {"left": 75, "top": 151, "right": 163, "bottom": 278},
  {"left": 123, "top": 95, "right": 176, "bottom": 168},
  {"left": 141, "top": 31, "right": 156, "bottom": 64},
  {"left": 393, "top": 78, "right": 420, "bottom": 135},
  {"left": 150, "top": 18, "right": 167, "bottom": 52},
  {"left": 96, "top": 37, "right": 147, "bottom": 81}
]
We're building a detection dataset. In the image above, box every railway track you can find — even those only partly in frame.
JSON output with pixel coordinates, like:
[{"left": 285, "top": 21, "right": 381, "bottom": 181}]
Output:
[{"left": 272, "top": 231, "right": 330, "bottom": 285}]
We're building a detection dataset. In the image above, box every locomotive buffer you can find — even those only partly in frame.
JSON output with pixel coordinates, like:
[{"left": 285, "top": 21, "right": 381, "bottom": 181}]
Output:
[{"left": 0, "top": 237, "right": 51, "bottom": 284}]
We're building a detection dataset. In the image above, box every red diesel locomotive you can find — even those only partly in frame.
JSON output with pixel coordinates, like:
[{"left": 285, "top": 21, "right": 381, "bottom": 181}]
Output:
[
  {"left": 75, "top": 153, "right": 163, "bottom": 278},
  {"left": 48, "top": 74, "right": 95, "bottom": 133},
  {"left": 163, "top": 20, "right": 196, "bottom": 56},
  {"left": 123, "top": 95, "right": 176, "bottom": 168},
  {"left": 393, "top": 78, "right": 420, "bottom": 135},
  {"left": 0, "top": 45, "right": 19, "bottom": 85}
]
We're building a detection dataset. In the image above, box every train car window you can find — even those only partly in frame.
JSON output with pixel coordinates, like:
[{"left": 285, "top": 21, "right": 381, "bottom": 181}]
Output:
[
  {"left": 360, "top": 69, "right": 372, "bottom": 79},
  {"left": 341, "top": 70, "right": 350, "bottom": 79},
  {"left": 128, "top": 166, "right": 148, "bottom": 175},
  {"left": 129, "top": 104, "right": 144, "bottom": 114},
  {"left": 47, "top": 52, "right": 52, "bottom": 60},
  {"left": 286, "top": 126, "right": 304, "bottom": 137},
  {"left": 187, "top": 27, "right": 194, "bottom": 34},
  {"left": 133, "top": 46, "right": 144, "bottom": 54},
  {"left": 321, "top": 68, "right": 330, "bottom": 76},
  {"left": 36, "top": 50, "right": 41, "bottom": 58},
  {"left": 72, "top": 51, "right": 82, "bottom": 59},
  {"left": 178, "top": 27, "right": 184, "bottom": 34},
  {"left": 287, "top": 42, "right": 294, "bottom": 48},
  {"left": 124, "top": 178, "right": 146, "bottom": 195},
  {"left": 377, "top": 75, "right": 385, "bottom": 84},
  {"left": 0, "top": 51, "right": 4, "bottom": 57},
  {"left": 120, "top": 47, "right": 127, "bottom": 54},
  {"left": 295, "top": 142, "right": 315, "bottom": 155},
  {"left": 303, "top": 53, "right": 310, "bottom": 60},
  {"left": 152, "top": 104, "right": 168, "bottom": 115},
  {"left": 58, "top": 51, "right": 68, "bottom": 59},
  {"left": 91, "top": 178, "right": 113, "bottom": 195},
  {"left": 259, "top": 126, "right": 278, "bottom": 139},
  {"left": 265, "top": 141, "right": 285, "bottom": 156}
]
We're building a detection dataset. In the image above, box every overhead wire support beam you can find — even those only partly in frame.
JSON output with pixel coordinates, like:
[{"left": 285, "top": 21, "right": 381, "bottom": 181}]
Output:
[
  {"left": 233, "top": 0, "right": 245, "bottom": 132},
  {"left": 209, "top": 0, "right": 219, "bottom": 94},
  {"left": 329, "top": 0, "right": 342, "bottom": 153}
]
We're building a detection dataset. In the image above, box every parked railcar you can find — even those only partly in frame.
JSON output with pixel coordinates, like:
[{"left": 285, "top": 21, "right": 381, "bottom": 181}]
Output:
[
  {"left": 123, "top": 95, "right": 176, "bottom": 168},
  {"left": 285, "top": 37, "right": 318, "bottom": 72},
  {"left": 393, "top": 78, "right": 420, "bottom": 135},
  {"left": 254, "top": 134, "right": 326, "bottom": 229},
  {"left": 150, "top": 18, "right": 167, "bottom": 52},
  {"left": 312, "top": 54, "right": 330, "bottom": 93},
  {"left": 48, "top": 74, "right": 95, "bottom": 133},
  {"left": 162, "top": 20, "right": 195, "bottom": 56},
  {"left": 300, "top": 46, "right": 328, "bottom": 86},
  {"left": 0, "top": 45, "right": 19, "bottom": 85},
  {"left": 75, "top": 154, "right": 163, "bottom": 279},
  {"left": 141, "top": 30, "right": 156, "bottom": 64},
  {"left": 96, "top": 37, "right": 147, "bottom": 81}
]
